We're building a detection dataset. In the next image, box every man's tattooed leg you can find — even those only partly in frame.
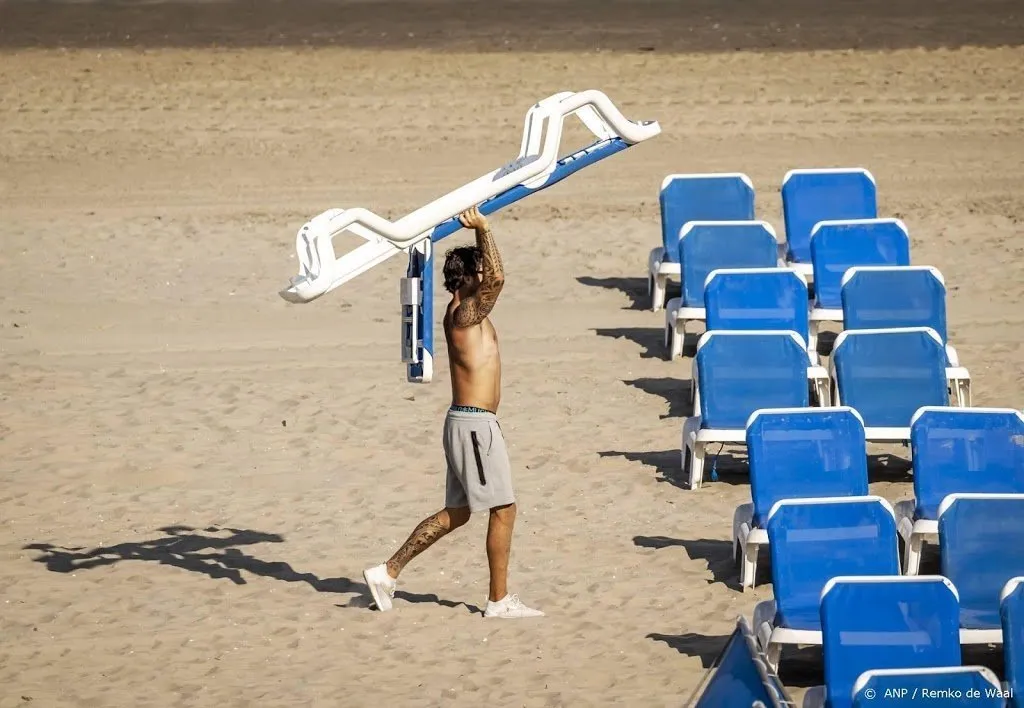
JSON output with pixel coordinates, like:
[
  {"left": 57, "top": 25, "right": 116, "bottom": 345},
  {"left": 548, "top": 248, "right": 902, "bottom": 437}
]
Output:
[{"left": 385, "top": 512, "right": 451, "bottom": 578}]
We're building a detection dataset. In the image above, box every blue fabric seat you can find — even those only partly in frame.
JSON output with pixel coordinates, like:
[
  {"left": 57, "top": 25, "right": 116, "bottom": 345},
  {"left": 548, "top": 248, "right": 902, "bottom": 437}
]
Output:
[{"left": 647, "top": 173, "right": 755, "bottom": 311}]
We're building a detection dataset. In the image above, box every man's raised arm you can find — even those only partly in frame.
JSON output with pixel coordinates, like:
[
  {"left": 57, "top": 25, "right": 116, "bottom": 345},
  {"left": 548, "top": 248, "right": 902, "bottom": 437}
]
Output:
[{"left": 452, "top": 208, "right": 505, "bottom": 328}]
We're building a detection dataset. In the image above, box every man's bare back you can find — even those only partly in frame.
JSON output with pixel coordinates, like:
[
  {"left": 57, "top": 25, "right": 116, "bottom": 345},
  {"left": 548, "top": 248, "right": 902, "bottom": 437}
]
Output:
[
  {"left": 444, "top": 308, "right": 501, "bottom": 413},
  {"left": 442, "top": 206, "right": 504, "bottom": 413}
]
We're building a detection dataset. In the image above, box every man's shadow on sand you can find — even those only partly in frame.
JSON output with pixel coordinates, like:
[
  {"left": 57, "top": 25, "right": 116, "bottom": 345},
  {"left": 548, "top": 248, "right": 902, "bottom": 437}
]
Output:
[{"left": 24, "top": 525, "right": 482, "bottom": 614}]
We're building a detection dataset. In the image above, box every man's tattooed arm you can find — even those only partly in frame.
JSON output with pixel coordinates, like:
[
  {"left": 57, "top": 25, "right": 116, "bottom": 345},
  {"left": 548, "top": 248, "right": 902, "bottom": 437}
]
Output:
[{"left": 452, "top": 226, "right": 505, "bottom": 328}]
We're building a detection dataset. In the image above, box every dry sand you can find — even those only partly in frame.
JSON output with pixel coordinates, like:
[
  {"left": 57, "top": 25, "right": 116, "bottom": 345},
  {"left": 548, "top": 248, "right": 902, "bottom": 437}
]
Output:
[{"left": 1, "top": 1, "right": 1023, "bottom": 706}]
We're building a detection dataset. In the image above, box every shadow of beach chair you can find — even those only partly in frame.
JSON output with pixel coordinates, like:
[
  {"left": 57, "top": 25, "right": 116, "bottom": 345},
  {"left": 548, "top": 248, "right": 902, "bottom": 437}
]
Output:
[
  {"left": 647, "top": 173, "right": 756, "bottom": 312},
  {"left": 896, "top": 407, "right": 1024, "bottom": 575},
  {"left": 734, "top": 406, "right": 869, "bottom": 590}
]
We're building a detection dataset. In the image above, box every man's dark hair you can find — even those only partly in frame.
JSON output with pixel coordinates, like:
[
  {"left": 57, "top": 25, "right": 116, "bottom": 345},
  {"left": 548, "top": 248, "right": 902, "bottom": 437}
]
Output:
[{"left": 443, "top": 246, "right": 481, "bottom": 293}]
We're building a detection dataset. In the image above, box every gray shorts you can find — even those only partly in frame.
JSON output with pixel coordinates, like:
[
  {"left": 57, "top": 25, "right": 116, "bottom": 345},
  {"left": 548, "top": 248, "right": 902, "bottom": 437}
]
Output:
[{"left": 443, "top": 407, "right": 515, "bottom": 513}]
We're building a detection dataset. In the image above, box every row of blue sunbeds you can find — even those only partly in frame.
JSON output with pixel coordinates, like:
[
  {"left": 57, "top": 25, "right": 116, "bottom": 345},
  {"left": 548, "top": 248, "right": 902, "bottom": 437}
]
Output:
[
  {"left": 646, "top": 169, "right": 1024, "bottom": 707},
  {"left": 647, "top": 167, "right": 877, "bottom": 312},
  {"left": 733, "top": 406, "right": 1024, "bottom": 588},
  {"left": 681, "top": 326, "right": 973, "bottom": 489},
  {"left": 644, "top": 170, "right": 957, "bottom": 366},
  {"left": 698, "top": 573, "right": 1024, "bottom": 708}
]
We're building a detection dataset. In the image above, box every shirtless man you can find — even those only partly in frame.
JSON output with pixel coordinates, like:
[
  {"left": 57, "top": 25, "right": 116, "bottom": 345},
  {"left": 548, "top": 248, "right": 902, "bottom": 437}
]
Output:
[{"left": 362, "top": 206, "right": 543, "bottom": 619}]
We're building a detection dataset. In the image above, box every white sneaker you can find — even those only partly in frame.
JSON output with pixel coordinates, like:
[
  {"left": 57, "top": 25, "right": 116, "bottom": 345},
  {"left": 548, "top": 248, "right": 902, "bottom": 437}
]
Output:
[
  {"left": 362, "top": 563, "right": 397, "bottom": 612},
  {"left": 483, "top": 593, "right": 545, "bottom": 619}
]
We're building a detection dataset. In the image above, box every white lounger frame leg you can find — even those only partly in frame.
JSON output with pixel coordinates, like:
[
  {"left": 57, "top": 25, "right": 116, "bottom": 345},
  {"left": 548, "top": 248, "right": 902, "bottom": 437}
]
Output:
[
  {"left": 732, "top": 503, "right": 768, "bottom": 590},
  {"left": 894, "top": 500, "right": 937, "bottom": 576},
  {"left": 665, "top": 303, "right": 699, "bottom": 360},
  {"left": 681, "top": 418, "right": 746, "bottom": 490},
  {"left": 647, "top": 245, "right": 680, "bottom": 312},
  {"left": 942, "top": 344, "right": 972, "bottom": 406},
  {"left": 752, "top": 600, "right": 822, "bottom": 674},
  {"left": 949, "top": 368, "right": 973, "bottom": 407}
]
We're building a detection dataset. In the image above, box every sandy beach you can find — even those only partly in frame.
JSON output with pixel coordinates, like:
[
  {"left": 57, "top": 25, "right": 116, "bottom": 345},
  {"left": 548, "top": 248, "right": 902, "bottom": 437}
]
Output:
[{"left": 1, "top": 1, "right": 1023, "bottom": 706}]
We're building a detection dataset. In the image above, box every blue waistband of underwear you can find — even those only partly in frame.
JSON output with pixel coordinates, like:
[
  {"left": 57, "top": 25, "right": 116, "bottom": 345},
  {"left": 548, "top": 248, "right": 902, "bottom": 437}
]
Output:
[{"left": 449, "top": 404, "right": 495, "bottom": 415}]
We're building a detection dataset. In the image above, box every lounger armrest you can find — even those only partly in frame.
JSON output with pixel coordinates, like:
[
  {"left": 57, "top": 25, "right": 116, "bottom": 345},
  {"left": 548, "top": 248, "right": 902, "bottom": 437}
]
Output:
[
  {"left": 893, "top": 499, "right": 916, "bottom": 534},
  {"left": 808, "top": 365, "right": 831, "bottom": 405},
  {"left": 945, "top": 365, "right": 972, "bottom": 406},
  {"left": 732, "top": 503, "right": 754, "bottom": 557},
  {"left": 826, "top": 357, "right": 840, "bottom": 405},
  {"left": 648, "top": 246, "right": 665, "bottom": 272},
  {"left": 946, "top": 366, "right": 970, "bottom": 381},
  {"left": 945, "top": 343, "right": 960, "bottom": 367}
]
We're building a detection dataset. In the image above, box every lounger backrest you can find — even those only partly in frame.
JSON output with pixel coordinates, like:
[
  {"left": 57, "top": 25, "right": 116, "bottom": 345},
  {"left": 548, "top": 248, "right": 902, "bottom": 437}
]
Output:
[
  {"left": 831, "top": 328, "right": 949, "bottom": 428},
  {"left": 852, "top": 667, "right": 1005, "bottom": 708},
  {"left": 695, "top": 331, "right": 810, "bottom": 430},
  {"left": 841, "top": 266, "right": 948, "bottom": 342},
  {"left": 820, "top": 576, "right": 962, "bottom": 708},
  {"left": 1000, "top": 577, "right": 1024, "bottom": 705},
  {"left": 678, "top": 222, "right": 779, "bottom": 307},
  {"left": 659, "top": 173, "right": 755, "bottom": 264},
  {"left": 938, "top": 493, "right": 1024, "bottom": 629},
  {"left": 781, "top": 168, "right": 877, "bottom": 264},
  {"left": 746, "top": 407, "right": 869, "bottom": 527},
  {"left": 810, "top": 219, "right": 911, "bottom": 309},
  {"left": 703, "top": 268, "right": 810, "bottom": 345},
  {"left": 765, "top": 497, "right": 899, "bottom": 633},
  {"left": 694, "top": 617, "right": 792, "bottom": 707},
  {"left": 910, "top": 407, "right": 1024, "bottom": 520}
]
